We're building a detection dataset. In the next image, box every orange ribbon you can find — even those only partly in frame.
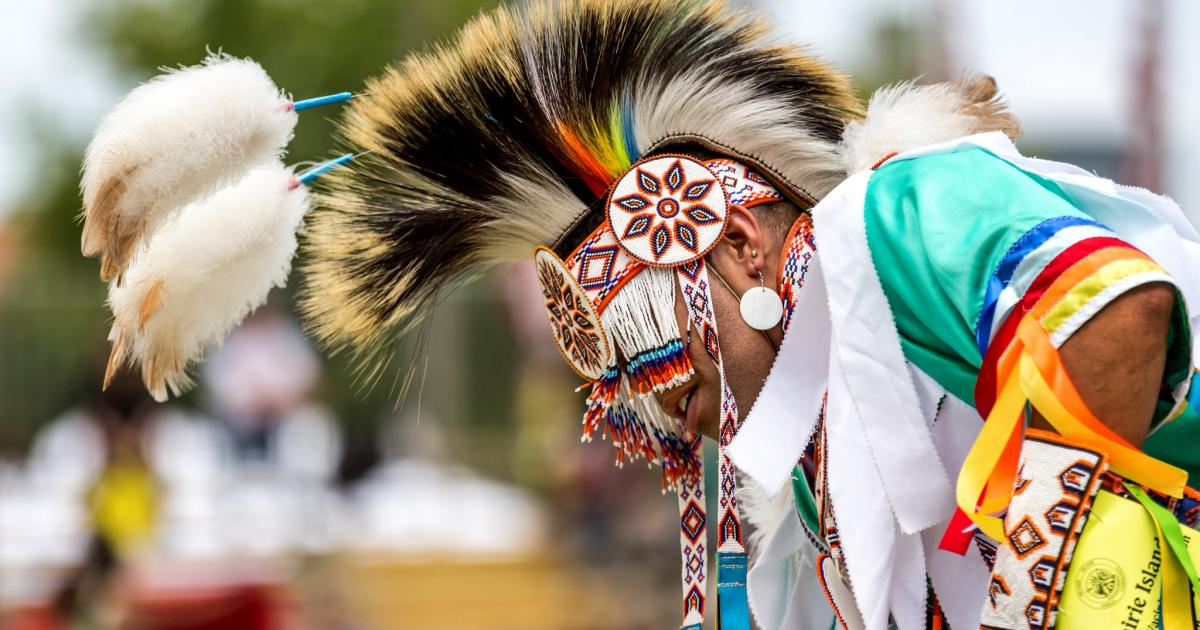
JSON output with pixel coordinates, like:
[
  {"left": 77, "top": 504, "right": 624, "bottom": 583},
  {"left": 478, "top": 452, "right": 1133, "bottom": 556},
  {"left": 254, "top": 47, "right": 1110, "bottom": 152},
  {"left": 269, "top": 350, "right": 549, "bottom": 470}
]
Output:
[{"left": 957, "top": 314, "right": 1186, "bottom": 539}]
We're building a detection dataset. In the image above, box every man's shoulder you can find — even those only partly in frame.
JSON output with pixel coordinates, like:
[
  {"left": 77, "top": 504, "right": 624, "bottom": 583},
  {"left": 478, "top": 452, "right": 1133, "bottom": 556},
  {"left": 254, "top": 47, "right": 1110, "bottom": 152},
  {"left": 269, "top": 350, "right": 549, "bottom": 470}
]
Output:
[
  {"left": 863, "top": 144, "right": 1086, "bottom": 232},
  {"left": 868, "top": 145, "right": 1047, "bottom": 202}
]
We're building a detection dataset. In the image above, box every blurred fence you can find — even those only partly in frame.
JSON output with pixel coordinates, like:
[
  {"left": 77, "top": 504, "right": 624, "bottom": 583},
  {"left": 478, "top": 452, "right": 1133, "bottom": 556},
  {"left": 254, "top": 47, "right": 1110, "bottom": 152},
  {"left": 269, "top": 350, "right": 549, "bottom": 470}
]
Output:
[{"left": 0, "top": 259, "right": 109, "bottom": 455}]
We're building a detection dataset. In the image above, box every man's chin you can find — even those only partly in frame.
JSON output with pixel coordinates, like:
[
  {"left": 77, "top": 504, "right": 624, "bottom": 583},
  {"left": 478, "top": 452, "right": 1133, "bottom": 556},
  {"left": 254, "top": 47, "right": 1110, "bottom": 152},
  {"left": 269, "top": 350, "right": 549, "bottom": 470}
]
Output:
[{"left": 697, "top": 414, "right": 720, "bottom": 440}]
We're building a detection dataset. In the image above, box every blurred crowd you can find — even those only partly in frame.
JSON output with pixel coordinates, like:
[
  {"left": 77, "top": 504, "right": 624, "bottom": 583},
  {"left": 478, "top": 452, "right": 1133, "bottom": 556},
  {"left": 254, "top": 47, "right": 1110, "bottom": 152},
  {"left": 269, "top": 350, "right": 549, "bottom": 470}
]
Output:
[
  {"left": 0, "top": 1, "right": 689, "bottom": 626},
  {"left": 1, "top": 0, "right": 1195, "bottom": 628},
  {"left": 0, "top": 294, "right": 682, "bottom": 629}
]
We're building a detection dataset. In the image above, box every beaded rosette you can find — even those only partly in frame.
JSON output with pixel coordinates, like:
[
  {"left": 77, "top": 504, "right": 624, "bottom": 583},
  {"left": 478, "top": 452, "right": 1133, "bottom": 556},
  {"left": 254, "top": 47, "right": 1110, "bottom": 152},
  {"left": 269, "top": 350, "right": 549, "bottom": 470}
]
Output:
[{"left": 535, "top": 154, "right": 784, "bottom": 629}]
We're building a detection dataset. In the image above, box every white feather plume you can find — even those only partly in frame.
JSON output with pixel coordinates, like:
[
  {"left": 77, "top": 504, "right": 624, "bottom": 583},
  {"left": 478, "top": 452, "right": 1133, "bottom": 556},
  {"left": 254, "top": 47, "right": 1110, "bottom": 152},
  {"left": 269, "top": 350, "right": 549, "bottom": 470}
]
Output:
[
  {"left": 81, "top": 52, "right": 297, "bottom": 282},
  {"left": 839, "top": 76, "right": 1021, "bottom": 173},
  {"left": 105, "top": 162, "right": 309, "bottom": 401}
]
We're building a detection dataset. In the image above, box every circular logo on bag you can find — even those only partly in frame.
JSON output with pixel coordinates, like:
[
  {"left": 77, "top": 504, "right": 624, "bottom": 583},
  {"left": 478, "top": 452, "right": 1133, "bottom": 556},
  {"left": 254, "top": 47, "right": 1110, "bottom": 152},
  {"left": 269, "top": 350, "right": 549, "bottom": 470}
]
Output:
[{"left": 1076, "top": 558, "right": 1125, "bottom": 609}]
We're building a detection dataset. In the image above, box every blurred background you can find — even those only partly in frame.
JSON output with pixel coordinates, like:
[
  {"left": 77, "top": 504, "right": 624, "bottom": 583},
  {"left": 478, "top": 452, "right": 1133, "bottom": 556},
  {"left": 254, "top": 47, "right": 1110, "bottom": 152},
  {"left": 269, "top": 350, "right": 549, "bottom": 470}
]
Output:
[{"left": 0, "top": 0, "right": 1194, "bottom": 628}]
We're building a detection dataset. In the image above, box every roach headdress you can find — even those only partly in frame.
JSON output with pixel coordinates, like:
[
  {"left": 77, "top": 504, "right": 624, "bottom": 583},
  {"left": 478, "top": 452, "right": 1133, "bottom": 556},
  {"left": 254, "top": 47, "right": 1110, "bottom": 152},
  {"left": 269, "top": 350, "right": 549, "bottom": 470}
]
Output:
[
  {"left": 300, "top": 0, "right": 861, "bottom": 359},
  {"left": 300, "top": 3, "right": 860, "bottom": 626}
]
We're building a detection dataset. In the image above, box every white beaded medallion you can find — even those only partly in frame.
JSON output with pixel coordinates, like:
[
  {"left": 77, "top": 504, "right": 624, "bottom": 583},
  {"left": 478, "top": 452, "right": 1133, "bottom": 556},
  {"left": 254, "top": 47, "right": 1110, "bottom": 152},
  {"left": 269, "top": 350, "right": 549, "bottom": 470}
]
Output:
[
  {"left": 606, "top": 155, "right": 729, "bottom": 267},
  {"left": 534, "top": 247, "right": 613, "bottom": 380}
]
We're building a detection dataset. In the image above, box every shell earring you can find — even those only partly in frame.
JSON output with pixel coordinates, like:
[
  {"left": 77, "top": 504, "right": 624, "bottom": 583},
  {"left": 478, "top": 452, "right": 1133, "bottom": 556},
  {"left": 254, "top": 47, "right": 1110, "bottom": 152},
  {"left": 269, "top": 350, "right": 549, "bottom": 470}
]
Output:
[{"left": 739, "top": 270, "right": 783, "bottom": 330}]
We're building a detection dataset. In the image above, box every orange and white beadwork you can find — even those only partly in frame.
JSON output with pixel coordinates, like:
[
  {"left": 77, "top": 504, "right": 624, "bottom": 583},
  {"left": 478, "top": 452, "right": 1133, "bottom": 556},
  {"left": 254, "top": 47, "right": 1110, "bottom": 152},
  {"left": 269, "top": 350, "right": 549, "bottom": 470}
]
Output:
[
  {"left": 563, "top": 222, "right": 644, "bottom": 314},
  {"left": 534, "top": 247, "right": 613, "bottom": 380},
  {"left": 607, "top": 155, "right": 729, "bottom": 266}
]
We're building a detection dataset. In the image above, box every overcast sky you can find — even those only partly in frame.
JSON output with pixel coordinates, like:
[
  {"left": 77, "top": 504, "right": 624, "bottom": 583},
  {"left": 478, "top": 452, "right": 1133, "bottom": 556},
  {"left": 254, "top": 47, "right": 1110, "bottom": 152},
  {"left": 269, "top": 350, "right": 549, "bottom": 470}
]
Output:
[
  {"left": 0, "top": 0, "right": 121, "bottom": 215},
  {"left": 1, "top": 0, "right": 1197, "bottom": 219},
  {"left": 768, "top": 0, "right": 1200, "bottom": 217}
]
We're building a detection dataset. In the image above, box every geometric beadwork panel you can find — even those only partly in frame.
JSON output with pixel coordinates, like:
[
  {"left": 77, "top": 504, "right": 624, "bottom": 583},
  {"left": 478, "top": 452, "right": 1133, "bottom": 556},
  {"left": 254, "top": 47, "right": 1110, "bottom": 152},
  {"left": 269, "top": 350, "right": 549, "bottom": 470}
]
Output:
[
  {"left": 978, "top": 432, "right": 1107, "bottom": 630},
  {"left": 681, "top": 501, "right": 706, "bottom": 544},
  {"left": 563, "top": 222, "right": 645, "bottom": 315},
  {"left": 778, "top": 215, "right": 817, "bottom": 333},
  {"left": 534, "top": 246, "right": 613, "bottom": 380},
  {"left": 1008, "top": 516, "right": 1047, "bottom": 558}
]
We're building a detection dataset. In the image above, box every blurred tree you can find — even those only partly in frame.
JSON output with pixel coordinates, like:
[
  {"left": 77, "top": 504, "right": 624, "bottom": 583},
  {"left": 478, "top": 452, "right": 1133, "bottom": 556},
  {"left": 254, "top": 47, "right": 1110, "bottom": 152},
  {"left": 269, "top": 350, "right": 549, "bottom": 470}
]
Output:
[
  {"left": 0, "top": 0, "right": 500, "bottom": 460},
  {"left": 0, "top": 113, "right": 110, "bottom": 454},
  {"left": 90, "top": 0, "right": 499, "bottom": 166}
]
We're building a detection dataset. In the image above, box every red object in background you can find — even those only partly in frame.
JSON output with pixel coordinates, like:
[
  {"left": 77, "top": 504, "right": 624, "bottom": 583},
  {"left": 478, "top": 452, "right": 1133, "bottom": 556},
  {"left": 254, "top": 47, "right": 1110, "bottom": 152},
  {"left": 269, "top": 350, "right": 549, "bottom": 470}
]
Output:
[
  {"left": 1, "top": 583, "right": 288, "bottom": 630},
  {"left": 1121, "top": 0, "right": 1164, "bottom": 191},
  {"left": 123, "top": 583, "right": 286, "bottom": 630},
  {"left": 0, "top": 606, "right": 63, "bottom": 630}
]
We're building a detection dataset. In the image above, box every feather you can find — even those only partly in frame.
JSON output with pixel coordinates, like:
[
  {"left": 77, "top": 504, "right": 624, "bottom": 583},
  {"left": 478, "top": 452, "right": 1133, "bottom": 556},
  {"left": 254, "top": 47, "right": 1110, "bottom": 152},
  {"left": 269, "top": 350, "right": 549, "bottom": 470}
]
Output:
[
  {"left": 839, "top": 75, "right": 1022, "bottom": 173},
  {"left": 300, "top": 0, "right": 861, "bottom": 369},
  {"left": 105, "top": 162, "right": 309, "bottom": 401},
  {"left": 81, "top": 52, "right": 297, "bottom": 282},
  {"left": 138, "top": 279, "right": 165, "bottom": 329}
]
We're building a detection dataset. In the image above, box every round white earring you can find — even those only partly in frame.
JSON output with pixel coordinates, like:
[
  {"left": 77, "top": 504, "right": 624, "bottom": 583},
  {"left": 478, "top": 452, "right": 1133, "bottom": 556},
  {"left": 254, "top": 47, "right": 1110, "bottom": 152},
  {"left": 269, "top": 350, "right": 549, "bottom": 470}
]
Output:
[{"left": 740, "top": 271, "right": 783, "bottom": 330}]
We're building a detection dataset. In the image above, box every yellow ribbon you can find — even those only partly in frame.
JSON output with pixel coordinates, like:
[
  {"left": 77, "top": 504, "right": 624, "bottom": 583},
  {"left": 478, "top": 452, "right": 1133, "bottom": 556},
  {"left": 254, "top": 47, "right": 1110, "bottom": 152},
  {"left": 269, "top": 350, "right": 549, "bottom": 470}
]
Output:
[
  {"left": 1041, "top": 259, "right": 1164, "bottom": 336},
  {"left": 956, "top": 364, "right": 1023, "bottom": 540}
]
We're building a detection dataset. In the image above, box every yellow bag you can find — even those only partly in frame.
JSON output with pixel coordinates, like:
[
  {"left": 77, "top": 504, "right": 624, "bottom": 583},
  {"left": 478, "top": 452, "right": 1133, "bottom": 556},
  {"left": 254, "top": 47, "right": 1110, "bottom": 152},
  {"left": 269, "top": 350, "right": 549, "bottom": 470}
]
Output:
[{"left": 1059, "top": 489, "right": 1200, "bottom": 629}]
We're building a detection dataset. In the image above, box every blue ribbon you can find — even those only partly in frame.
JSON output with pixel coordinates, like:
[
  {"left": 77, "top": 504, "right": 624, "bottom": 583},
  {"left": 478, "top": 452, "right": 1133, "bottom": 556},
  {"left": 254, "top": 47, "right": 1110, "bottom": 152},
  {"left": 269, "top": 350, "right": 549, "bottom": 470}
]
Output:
[{"left": 975, "top": 216, "right": 1102, "bottom": 356}]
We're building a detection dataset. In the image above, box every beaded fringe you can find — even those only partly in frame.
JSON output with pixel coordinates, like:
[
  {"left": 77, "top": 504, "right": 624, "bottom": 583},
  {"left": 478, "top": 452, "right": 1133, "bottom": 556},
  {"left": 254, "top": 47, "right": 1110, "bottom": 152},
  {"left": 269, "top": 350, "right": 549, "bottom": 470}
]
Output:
[
  {"left": 580, "top": 267, "right": 700, "bottom": 491},
  {"left": 602, "top": 267, "right": 694, "bottom": 396}
]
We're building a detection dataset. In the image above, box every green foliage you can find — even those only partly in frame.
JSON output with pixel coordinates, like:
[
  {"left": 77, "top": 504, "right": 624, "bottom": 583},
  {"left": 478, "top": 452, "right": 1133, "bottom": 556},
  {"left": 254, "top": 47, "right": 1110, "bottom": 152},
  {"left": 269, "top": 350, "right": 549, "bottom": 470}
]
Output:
[
  {"left": 88, "top": 0, "right": 497, "bottom": 169},
  {"left": 1, "top": 0, "right": 500, "bottom": 456},
  {"left": 0, "top": 123, "right": 110, "bottom": 454}
]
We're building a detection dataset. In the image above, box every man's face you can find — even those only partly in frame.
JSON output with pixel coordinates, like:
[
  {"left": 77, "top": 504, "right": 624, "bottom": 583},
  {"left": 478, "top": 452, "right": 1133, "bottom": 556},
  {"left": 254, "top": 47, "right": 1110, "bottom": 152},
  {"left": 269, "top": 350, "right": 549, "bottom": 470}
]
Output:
[{"left": 654, "top": 203, "right": 794, "bottom": 439}]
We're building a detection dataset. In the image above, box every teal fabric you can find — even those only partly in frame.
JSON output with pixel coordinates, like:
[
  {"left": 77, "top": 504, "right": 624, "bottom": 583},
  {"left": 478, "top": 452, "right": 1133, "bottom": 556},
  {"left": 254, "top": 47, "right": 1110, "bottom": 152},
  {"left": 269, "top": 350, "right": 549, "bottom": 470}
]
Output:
[
  {"left": 1156, "top": 290, "right": 1193, "bottom": 424},
  {"left": 1145, "top": 405, "right": 1200, "bottom": 486},
  {"left": 1145, "top": 372, "right": 1200, "bottom": 486},
  {"left": 864, "top": 145, "right": 1193, "bottom": 467},
  {"left": 863, "top": 147, "right": 1091, "bottom": 404},
  {"left": 791, "top": 465, "right": 820, "bottom": 540}
]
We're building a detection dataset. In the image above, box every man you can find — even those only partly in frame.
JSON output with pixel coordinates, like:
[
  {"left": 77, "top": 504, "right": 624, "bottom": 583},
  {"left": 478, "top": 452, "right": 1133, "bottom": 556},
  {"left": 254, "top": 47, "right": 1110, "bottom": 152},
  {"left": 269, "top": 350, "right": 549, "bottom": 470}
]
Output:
[
  {"left": 296, "top": 0, "right": 1200, "bottom": 627},
  {"left": 83, "top": 0, "right": 1200, "bottom": 628}
]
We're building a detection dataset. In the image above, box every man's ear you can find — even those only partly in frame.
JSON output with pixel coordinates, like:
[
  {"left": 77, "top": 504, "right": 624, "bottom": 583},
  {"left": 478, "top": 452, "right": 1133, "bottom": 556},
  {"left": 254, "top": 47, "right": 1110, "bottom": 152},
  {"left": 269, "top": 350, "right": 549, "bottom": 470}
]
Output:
[{"left": 714, "top": 203, "right": 765, "bottom": 280}]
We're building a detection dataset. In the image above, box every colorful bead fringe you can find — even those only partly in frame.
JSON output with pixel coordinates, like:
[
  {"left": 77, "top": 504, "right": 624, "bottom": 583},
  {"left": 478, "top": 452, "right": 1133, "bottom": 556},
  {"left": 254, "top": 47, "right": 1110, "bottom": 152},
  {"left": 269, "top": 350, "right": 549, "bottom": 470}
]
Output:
[
  {"left": 626, "top": 339, "right": 693, "bottom": 396},
  {"left": 581, "top": 367, "right": 701, "bottom": 492}
]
